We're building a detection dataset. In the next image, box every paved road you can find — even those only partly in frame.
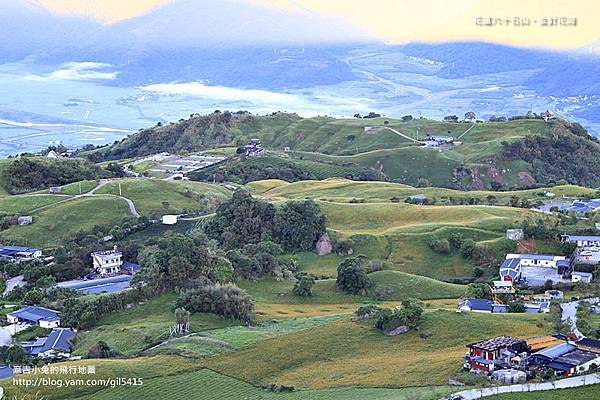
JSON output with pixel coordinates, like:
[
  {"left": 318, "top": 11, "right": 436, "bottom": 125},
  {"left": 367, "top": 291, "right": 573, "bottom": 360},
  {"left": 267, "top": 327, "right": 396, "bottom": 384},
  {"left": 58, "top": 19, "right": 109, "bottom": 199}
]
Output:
[
  {"left": 562, "top": 297, "right": 600, "bottom": 338},
  {"left": 2, "top": 275, "right": 25, "bottom": 296},
  {"left": 448, "top": 373, "right": 600, "bottom": 399}
]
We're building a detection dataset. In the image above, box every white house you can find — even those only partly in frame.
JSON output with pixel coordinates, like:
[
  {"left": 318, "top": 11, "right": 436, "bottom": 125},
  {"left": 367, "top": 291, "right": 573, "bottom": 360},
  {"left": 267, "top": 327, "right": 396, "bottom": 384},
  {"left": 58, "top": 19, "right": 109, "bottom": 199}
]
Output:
[
  {"left": 91, "top": 246, "right": 123, "bottom": 275},
  {"left": 7, "top": 306, "right": 61, "bottom": 328},
  {"left": 162, "top": 215, "right": 178, "bottom": 225},
  {"left": 572, "top": 271, "right": 593, "bottom": 283},
  {"left": 505, "top": 253, "right": 567, "bottom": 268},
  {"left": 506, "top": 229, "right": 524, "bottom": 241}
]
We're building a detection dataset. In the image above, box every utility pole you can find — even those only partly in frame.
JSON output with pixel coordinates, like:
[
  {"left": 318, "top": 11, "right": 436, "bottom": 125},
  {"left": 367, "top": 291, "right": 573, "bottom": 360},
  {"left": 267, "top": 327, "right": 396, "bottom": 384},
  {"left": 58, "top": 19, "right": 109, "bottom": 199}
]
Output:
[{"left": 119, "top": 183, "right": 122, "bottom": 197}]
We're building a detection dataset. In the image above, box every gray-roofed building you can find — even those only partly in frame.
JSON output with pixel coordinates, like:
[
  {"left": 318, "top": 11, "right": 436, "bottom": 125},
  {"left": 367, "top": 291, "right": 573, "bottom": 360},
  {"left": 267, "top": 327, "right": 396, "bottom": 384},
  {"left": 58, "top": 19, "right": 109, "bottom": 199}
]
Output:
[
  {"left": 55, "top": 274, "right": 133, "bottom": 295},
  {"left": 505, "top": 253, "right": 567, "bottom": 268},
  {"left": 572, "top": 271, "right": 593, "bottom": 283},
  {"left": 551, "top": 349, "right": 600, "bottom": 376},
  {"left": 21, "top": 328, "right": 76, "bottom": 358},
  {"left": 6, "top": 306, "right": 60, "bottom": 328},
  {"left": 528, "top": 342, "right": 576, "bottom": 367}
]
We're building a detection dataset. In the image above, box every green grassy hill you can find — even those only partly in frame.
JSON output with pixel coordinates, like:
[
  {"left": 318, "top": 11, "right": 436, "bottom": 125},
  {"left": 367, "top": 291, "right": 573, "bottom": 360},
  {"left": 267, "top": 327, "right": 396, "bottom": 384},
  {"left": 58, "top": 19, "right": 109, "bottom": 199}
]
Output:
[
  {"left": 247, "top": 178, "right": 596, "bottom": 204},
  {"left": 0, "top": 196, "right": 132, "bottom": 248},
  {"left": 95, "top": 179, "right": 231, "bottom": 215},
  {"left": 86, "top": 111, "right": 600, "bottom": 189}
]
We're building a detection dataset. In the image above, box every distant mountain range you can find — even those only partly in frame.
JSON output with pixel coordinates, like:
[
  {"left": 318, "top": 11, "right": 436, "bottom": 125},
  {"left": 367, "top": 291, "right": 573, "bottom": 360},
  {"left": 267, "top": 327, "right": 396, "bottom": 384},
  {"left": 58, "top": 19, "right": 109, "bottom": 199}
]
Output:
[{"left": 1, "top": 0, "right": 600, "bottom": 143}]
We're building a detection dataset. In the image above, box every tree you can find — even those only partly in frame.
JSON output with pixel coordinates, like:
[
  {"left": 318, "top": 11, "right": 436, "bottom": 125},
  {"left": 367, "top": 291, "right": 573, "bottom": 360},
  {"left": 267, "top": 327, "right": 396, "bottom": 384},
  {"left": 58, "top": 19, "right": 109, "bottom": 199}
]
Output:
[
  {"left": 23, "top": 289, "right": 44, "bottom": 305},
  {"left": 430, "top": 239, "right": 450, "bottom": 254},
  {"left": 508, "top": 301, "right": 526, "bottom": 313},
  {"left": 461, "top": 239, "right": 477, "bottom": 258},
  {"left": 336, "top": 258, "right": 370, "bottom": 294},
  {"left": 448, "top": 233, "right": 464, "bottom": 249},
  {"left": 375, "top": 299, "right": 424, "bottom": 331},
  {"left": 416, "top": 178, "right": 430, "bottom": 188},
  {"left": 2, "top": 345, "right": 27, "bottom": 365},
  {"left": 176, "top": 283, "right": 254, "bottom": 322},
  {"left": 465, "top": 283, "right": 491, "bottom": 299},
  {"left": 174, "top": 307, "right": 190, "bottom": 334},
  {"left": 401, "top": 115, "right": 413, "bottom": 122},
  {"left": 443, "top": 115, "right": 459, "bottom": 123},
  {"left": 88, "top": 341, "right": 119, "bottom": 358},
  {"left": 464, "top": 111, "right": 476, "bottom": 121},
  {"left": 293, "top": 273, "right": 315, "bottom": 297},
  {"left": 273, "top": 199, "right": 326, "bottom": 252}
]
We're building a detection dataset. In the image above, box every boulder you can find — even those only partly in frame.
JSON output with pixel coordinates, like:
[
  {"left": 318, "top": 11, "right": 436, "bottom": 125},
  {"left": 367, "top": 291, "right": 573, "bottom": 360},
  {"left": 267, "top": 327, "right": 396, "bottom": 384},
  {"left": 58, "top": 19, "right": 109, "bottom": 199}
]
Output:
[
  {"left": 384, "top": 326, "right": 409, "bottom": 336},
  {"left": 315, "top": 233, "right": 333, "bottom": 256}
]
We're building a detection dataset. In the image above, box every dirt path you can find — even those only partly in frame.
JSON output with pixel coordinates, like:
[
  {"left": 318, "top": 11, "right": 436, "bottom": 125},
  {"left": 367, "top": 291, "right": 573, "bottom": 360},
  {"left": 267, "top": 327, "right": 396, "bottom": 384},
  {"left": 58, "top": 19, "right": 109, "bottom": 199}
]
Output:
[{"left": 26, "top": 179, "right": 139, "bottom": 217}]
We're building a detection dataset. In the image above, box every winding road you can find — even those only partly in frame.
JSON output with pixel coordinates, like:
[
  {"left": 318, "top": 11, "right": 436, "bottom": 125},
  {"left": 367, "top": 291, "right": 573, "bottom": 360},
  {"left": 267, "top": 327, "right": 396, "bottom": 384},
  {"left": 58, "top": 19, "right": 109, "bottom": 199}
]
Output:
[{"left": 25, "top": 179, "right": 139, "bottom": 217}]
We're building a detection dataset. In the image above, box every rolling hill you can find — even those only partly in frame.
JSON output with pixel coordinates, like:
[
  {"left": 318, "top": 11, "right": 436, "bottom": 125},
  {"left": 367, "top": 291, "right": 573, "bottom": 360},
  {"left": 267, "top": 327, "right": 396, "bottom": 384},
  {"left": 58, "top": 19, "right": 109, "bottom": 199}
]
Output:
[{"left": 86, "top": 111, "right": 600, "bottom": 190}]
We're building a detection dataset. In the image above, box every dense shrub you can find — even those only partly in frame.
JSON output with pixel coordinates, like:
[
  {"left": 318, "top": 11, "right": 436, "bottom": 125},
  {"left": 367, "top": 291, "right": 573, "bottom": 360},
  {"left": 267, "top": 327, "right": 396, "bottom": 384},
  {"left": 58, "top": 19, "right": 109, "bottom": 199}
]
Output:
[
  {"left": 176, "top": 283, "right": 254, "bottom": 322},
  {"left": 336, "top": 258, "right": 370, "bottom": 294},
  {"left": 292, "top": 273, "right": 315, "bottom": 297},
  {"left": 3, "top": 157, "right": 109, "bottom": 194}
]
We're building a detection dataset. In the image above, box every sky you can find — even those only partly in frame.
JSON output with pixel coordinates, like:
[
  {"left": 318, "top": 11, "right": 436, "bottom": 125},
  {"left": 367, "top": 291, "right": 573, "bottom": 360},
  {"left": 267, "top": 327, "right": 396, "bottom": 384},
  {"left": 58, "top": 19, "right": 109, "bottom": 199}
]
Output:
[{"left": 37, "top": 0, "right": 600, "bottom": 50}]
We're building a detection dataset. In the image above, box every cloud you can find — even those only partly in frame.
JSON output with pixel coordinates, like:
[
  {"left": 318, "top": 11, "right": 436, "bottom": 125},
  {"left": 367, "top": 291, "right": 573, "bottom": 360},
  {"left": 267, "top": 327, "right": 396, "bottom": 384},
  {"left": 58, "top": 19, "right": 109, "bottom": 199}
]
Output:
[
  {"left": 139, "top": 81, "right": 370, "bottom": 116},
  {"left": 25, "top": 62, "right": 118, "bottom": 81}
]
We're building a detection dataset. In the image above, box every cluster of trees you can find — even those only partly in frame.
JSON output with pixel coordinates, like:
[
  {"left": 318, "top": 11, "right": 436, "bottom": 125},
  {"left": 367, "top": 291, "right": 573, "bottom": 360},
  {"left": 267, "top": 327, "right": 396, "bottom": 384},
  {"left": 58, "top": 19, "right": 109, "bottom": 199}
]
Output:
[
  {"left": 60, "top": 287, "right": 149, "bottom": 329},
  {"left": 226, "top": 241, "right": 295, "bottom": 280},
  {"left": 500, "top": 121, "right": 600, "bottom": 187},
  {"left": 137, "top": 232, "right": 233, "bottom": 295},
  {"left": 189, "top": 156, "right": 384, "bottom": 185},
  {"left": 293, "top": 273, "right": 315, "bottom": 296},
  {"left": 175, "top": 283, "right": 254, "bottom": 322},
  {"left": 189, "top": 157, "right": 314, "bottom": 184},
  {"left": 2, "top": 157, "right": 120, "bottom": 194},
  {"left": 205, "top": 190, "right": 326, "bottom": 254},
  {"left": 373, "top": 299, "right": 424, "bottom": 332},
  {"left": 91, "top": 111, "right": 253, "bottom": 161},
  {"left": 353, "top": 112, "right": 381, "bottom": 119},
  {"left": 576, "top": 301, "right": 600, "bottom": 339},
  {"left": 428, "top": 233, "right": 494, "bottom": 267}
]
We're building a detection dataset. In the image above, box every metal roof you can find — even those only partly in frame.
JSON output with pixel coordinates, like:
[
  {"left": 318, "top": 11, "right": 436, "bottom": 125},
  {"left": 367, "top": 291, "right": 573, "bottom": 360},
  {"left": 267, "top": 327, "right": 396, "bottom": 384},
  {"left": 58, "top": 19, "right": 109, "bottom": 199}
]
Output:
[
  {"left": 8, "top": 306, "right": 60, "bottom": 323},
  {"left": 468, "top": 336, "right": 524, "bottom": 352},
  {"left": 532, "top": 342, "right": 576, "bottom": 359}
]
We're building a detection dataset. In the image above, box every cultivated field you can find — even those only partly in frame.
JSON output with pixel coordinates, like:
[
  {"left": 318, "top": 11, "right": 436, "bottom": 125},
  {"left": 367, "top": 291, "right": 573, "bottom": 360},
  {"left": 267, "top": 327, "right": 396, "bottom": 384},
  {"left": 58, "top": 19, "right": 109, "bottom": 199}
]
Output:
[{"left": 204, "top": 310, "right": 549, "bottom": 389}]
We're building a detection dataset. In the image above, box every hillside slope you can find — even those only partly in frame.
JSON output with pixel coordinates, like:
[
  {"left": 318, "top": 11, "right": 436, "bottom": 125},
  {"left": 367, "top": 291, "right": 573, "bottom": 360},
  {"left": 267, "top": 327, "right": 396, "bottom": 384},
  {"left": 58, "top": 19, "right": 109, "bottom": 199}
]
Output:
[{"left": 85, "top": 111, "right": 599, "bottom": 190}]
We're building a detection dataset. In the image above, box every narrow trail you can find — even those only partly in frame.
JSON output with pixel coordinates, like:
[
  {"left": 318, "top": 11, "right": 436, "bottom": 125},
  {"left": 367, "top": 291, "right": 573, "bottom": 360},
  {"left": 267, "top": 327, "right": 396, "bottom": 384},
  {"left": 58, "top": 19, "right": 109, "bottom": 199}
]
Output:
[{"left": 26, "top": 179, "right": 139, "bottom": 217}]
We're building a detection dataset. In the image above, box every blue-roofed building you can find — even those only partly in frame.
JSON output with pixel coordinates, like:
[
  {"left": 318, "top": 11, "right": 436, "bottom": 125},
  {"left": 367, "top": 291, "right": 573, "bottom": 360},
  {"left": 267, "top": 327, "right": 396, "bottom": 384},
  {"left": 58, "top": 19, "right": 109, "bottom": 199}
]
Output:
[
  {"left": 0, "top": 365, "right": 14, "bottom": 380},
  {"left": 21, "top": 328, "right": 76, "bottom": 359},
  {"left": 458, "top": 298, "right": 494, "bottom": 313},
  {"left": 6, "top": 306, "right": 60, "bottom": 328},
  {"left": 562, "top": 235, "right": 600, "bottom": 248},
  {"left": 0, "top": 245, "right": 42, "bottom": 263},
  {"left": 560, "top": 199, "right": 600, "bottom": 215},
  {"left": 499, "top": 258, "right": 521, "bottom": 282},
  {"left": 121, "top": 261, "right": 141, "bottom": 275}
]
